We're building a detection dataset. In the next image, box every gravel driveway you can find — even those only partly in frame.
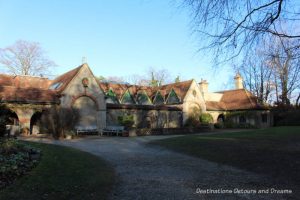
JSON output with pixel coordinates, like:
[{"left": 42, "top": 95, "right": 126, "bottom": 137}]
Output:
[{"left": 22, "top": 134, "right": 288, "bottom": 200}]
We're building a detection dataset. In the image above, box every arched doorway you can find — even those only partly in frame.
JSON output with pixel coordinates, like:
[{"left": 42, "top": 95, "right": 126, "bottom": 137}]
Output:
[
  {"left": 188, "top": 104, "right": 202, "bottom": 119},
  {"left": 217, "top": 114, "right": 225, "bottom": 123},
  {"left": 0, "top": 108, "right": 19, "bottom": 136},
  {"left": 30, "top": 112, "right": 42, "bottom": 135},
  {"left": 72, "top": 96, "right": 98, "bottom": 128}
]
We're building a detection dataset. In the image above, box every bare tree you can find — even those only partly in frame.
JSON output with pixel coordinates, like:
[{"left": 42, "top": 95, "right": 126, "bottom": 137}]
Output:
[
  {"left": 182, "top": 0, "right": 300, "bottom": 62},
  {"left": 147, "top": 67, "right": 171, "bottom": 87},
  {"left": 239, "top": 50, "right": 274, "bottom": 104},
  {"left": 122, "top": 68, "right": 173, "bottom": 86},
  {"left": 267, "top": 37, "right": 300, "bottom": 105},
  {"left": 0, "top": 40, "right": 56, "bottom": 76}
]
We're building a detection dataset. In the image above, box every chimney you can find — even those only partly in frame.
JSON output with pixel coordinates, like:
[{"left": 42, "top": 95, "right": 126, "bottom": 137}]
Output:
[
  {"left": 234, "top": 73, "right": 243, "bottom": 89},
  {"left": 199, "top": 79, "right": 209, "bottom": 93}
]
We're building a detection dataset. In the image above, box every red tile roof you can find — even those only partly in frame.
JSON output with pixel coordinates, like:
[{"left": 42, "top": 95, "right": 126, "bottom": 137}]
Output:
[
  {"left": 0, "top": 74, "right": 52, "bottom": 89},
  {"left": 49, "top": 65, "right": 83, "bottom": 92},
  {"left": 107, "top": 103, "right": 182, "bottom": 111},
  {"left": 99, "top": 80, "right": 193, "bottom": 104},
  {"left": 0, "top": 74, "right": 58, "bottom": 103},
  {"left": 0, "top": 86, "right": 58, "bottom": 103},
  {"left": 206, "top": 89, "right": 265, "bottom": 111},
  {"left": 158, "top": 80, "right": 193, "bottom": 101}
]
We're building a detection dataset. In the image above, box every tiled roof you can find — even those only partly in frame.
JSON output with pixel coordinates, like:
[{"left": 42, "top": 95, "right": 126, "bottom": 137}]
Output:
[
  {"left": 0, "top": 86, "right": 58, "bottom": 103},
  {"left": 49, "top": 64, "right": 83, "bottom": 92},
  {"left": 158, "top": 80, "right": 193, "bottom": 101},
  {"left": 107, "top": 103, "right": 182, "bottom": 111},
  {"left": 205, "top": 101, "right": 227, "bottom": 111},
  {"left": 0, "top": 74, "right": 58, "bottom": 103},
  {"left": 206, "top": 89, "right": 265, "bottom": 111},
  {"left": 0, "top": 74, "right": 52, "bottom": 89},
  {"left": 99, "top": 80, "right": 193, "bottom": 104}
]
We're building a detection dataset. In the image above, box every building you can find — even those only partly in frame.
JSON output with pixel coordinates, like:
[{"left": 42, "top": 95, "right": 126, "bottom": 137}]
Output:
[{"left": 0, "top": 64, "right": 272, "bottom": 136}]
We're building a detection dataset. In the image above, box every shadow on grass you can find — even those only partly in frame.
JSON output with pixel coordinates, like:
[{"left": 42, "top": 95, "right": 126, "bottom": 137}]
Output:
[
  {"left": 0, "top": 142, "right": 115, "bottom": 200},
  {"left": 150, "top": 126, "right": 300, "bottom": 194}
]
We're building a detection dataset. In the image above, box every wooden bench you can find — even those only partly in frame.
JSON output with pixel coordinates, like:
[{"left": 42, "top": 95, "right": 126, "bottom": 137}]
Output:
[
  {"left": 103, "top": 126, "right": 125, "bottom": 136},
  {"left": 75, "top": 125, "right": 98, "bottom": 135}
]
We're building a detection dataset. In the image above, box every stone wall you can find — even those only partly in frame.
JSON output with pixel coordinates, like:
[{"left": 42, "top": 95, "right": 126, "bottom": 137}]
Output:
[
  {"left": 182, "top": 80, "right": 206, "bottom": 124},
  {"left": 107, "top": 108, "right": 182, "bottom": 129},
  {"left": 59, "top": 64, "right": 106, "bottom": 130}
]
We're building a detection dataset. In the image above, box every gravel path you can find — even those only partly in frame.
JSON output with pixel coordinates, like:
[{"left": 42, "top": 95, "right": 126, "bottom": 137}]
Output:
[{"left": 22, "top": 134, "right": 289, "bottom": 200}]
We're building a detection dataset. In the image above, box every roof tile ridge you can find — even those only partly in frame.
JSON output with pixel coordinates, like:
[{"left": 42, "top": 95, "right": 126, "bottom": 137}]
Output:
[{"left": 243, "top": 88, "right": 257, "bottom": 108}]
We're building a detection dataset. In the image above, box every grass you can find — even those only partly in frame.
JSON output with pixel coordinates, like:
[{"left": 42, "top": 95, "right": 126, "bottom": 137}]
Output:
[
  {"left": 151, "top": 126, "right": 300, "bottom": 189},
  {"left": 0, "top": 142, "right": 115, "bottom": 200}
]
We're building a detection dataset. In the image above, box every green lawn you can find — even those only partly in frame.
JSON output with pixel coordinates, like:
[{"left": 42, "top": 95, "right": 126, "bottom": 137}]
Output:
[
  {"left": 0, "top": 142, "right": 115, "bottom": 200},
  {"left": 151, "top": 126, "right": 300, "bottom": 190}
]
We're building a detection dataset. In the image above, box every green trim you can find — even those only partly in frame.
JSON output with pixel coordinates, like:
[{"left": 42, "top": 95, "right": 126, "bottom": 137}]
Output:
[
  {"left": 106, "top": 88, "right": 119, "bottom": 104},
  {"left": 166, "top": 89, "right": 180, "bottom": 104},
  {"left": 153, "top": 91, "right": 165, "bottom": 105},
  {"left": 136, "top": 91, "right": 152, "bottom": 105},
  {"left": 121, "top": 90, "right": 135, "bottom": 104}
]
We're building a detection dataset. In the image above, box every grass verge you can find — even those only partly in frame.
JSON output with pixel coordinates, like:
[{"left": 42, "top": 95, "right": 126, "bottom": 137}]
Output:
[
  {"left": 150, "top": 127, "right": 300, "bottom": 190},
  {"left": 0, "top": 141, "right": 115, "bottom": 200}
]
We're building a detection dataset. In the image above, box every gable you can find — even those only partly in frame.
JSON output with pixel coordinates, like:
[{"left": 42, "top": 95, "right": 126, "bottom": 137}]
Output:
[
  {"left": 153, "top": 91, "right": 165, "bottom": 105},
  {"left": 183, "top": 80, "right": 206, "bottom": 111},
  {"left": 106, "top": 88, "right": 119, "bottom": 104},
  {"left": 60, "top": 64, "right": 103, "bottom": 95},
  {"left": 121, "top": 90, "right": 135, "bottom": 104},
  {"left": 166, "top": 89, "right": 180, "bottom": 104},
  {"left": 136, "top": 91, "right": 152, "bottom": 105}
]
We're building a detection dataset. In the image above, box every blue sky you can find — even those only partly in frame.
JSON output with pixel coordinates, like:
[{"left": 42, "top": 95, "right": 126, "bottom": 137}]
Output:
[{"left": 0, "top": 0, "right": 233, "bottom": 91}]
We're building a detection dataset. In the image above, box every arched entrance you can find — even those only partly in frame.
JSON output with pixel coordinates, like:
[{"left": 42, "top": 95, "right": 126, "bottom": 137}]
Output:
[
  {"left": 0, "top": 108, "right": 19, "bottom": 136},
  {"left": 188, "top": 104, "right": 202, "bottom": 119},
  {"left": 30, "top": 112, "right": 43, "bottom": 135},
  {"left": 72, "top": 96, "right": 98, "bottom": 128},
  {"left": 217, "top": 114, "right": 225, "bottom": 123}
]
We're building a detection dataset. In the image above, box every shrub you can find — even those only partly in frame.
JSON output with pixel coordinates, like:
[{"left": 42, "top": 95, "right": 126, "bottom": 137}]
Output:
[
  {"left": 184, "top": 117, "right": 200, "bottom": 128},
  {"left": 0, "top": 117, "right": 7, "bottom": 137},
  {"left": 214, "top": 122, "right": 223, "bottom": 129},
  {"left": 199, "top": 113, "right": 213, "bottom": 124},
  {"left": 117, "top": 114, "right": 134, "bottom": 129},
  {"left": 0, "top": 138, "right": 40, "bottom": 189},
  {"left": 273, "top": 109, "right": 300, "bottom": 126}
]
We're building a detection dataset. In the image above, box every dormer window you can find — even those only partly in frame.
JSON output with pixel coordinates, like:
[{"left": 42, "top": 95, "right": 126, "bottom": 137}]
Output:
[{"left": 49, "top": 82, "right": 62, "bottom": 90}]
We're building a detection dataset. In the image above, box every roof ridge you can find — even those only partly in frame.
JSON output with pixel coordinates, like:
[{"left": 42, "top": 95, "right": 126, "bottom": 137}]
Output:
[
  {"left": 0, "top": 85, "right": 54, "bottom": 91},
  {"left": 243, "top": 89, "right": 257, "bottom": 108},
  {"left": 217, "top": 88, "right": 245, "bottom": 93},
  {"left": 50, "top": 64, "right": 84, "bottom": 92},
  {"left": 159, "top": 79, "right": 193, "bottom": 87}
]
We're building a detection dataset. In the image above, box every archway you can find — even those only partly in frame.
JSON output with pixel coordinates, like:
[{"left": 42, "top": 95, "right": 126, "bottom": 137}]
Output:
[
  {"left": 187, "top": 104, "right": 202, "bottom": 119},
  {"left": 0, "top": 108, "right": 19, "bottom": 136},
  {"left": 217, "top": 114, "right": 225, "bottom": 123},
  {"left": 72, "top": 96, "right": 98, "bottom": 128},
  {"left": 30, "top": 112, "right": 42, "bottom": 135}
]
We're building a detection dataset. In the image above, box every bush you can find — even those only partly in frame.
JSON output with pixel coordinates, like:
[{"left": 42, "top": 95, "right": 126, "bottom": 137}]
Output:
[
  {"left": 184, "top": 117, "right": 200, "bottom": 128},
  {"left": 0, "top": 117, "right": 7, "bottom": 137},
  {"left": 273, "top": 109, "right": 300, "bottom": 126},
  {"left": 214, "top": 122, "right": 223, "bottom": 129},
  {"left": 0, "top": 138, "right": 40, "bottom": 189},
  {"left": 199, "top": 113, "right": 213, "bottom": 124},
  {"left": 117, "top": 114, "right": 134, "bottom": 129}
]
